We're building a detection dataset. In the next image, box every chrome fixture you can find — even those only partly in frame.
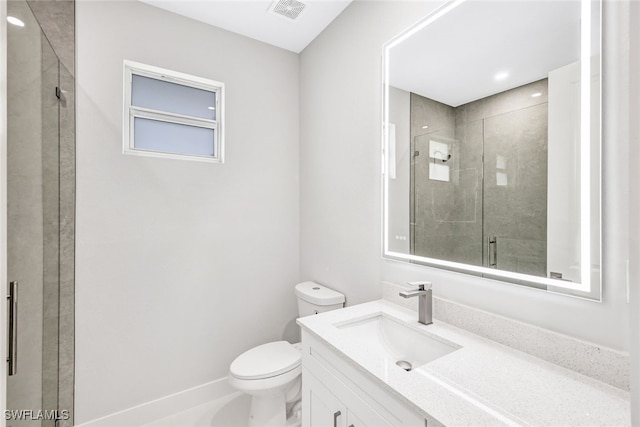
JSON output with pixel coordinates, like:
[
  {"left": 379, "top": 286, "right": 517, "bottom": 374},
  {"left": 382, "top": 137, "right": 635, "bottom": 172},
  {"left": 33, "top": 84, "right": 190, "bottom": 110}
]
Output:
[
  {"left": 399, "top": 281, "right": 433, "bottom": 325},
  {"left": 487, "top": 236, "right": 497, "bottom": 268},
  {"left": 7, "top": 281, "right": 18, "bottom": 375}
]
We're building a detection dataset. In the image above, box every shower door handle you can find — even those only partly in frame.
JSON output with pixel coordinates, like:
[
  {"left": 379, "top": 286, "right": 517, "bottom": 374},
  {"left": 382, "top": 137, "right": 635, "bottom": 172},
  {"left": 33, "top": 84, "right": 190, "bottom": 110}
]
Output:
[
  {"left": 7, "top": 281, "right": 18, "bottom": 375},
  {"left": 487, "top": 237, "right": 497, "bottom": 268}
]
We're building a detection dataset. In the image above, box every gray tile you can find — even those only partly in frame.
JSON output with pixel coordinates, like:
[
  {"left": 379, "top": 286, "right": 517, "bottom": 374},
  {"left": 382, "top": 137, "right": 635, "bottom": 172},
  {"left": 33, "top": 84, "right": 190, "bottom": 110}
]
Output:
[
  {"left": 410, "top": 80, "right": 548, "bottom": 275},
  {"left": 7, "top": 1, "right": 75, "bottom": 422}
]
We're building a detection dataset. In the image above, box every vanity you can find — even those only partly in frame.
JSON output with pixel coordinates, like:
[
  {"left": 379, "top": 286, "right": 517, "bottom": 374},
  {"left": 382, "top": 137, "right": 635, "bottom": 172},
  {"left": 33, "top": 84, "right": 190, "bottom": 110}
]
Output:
[
  {"left": 296, "top": 0, "right": 629, "bottom": 424},
  {"left": 297, "top": 297, "right": 629, "bottom": 426}
]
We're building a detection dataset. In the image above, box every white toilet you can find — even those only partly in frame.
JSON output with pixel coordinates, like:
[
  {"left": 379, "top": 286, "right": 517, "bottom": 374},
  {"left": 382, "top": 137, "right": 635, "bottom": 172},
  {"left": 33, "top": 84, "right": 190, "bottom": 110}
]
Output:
[{"left": 228, "top": 281, "right": 345, "bottom": 427}]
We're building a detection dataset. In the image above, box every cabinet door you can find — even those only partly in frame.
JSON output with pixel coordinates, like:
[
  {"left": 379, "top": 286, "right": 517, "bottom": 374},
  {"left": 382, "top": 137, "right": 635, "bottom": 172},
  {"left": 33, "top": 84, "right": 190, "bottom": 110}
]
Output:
[
  {"left": 346, "top": 403, "right": 394, "bottom": 427},
  {"left": 345, "top": 411, "right": 364, "bottom": 427},
  {"left": 303, "top": 369, "right": 346, "bottom": 427}
]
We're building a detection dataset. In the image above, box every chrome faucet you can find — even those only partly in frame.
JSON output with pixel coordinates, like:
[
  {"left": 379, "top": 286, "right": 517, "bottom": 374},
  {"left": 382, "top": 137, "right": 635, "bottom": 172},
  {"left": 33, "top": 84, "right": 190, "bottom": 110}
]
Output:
[{"left": 399, "top": 281, "right": 433, "bottom": 325}]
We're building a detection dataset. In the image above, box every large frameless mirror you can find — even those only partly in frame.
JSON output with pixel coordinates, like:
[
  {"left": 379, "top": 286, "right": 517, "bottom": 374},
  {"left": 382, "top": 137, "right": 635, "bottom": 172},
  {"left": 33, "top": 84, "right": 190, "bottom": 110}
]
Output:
[{"left": 382, "top": 0, "right": 601, "bottom": 299}]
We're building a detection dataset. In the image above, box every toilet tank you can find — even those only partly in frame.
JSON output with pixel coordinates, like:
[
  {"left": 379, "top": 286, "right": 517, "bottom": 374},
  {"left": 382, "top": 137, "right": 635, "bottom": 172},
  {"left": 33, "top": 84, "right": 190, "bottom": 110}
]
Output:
[{"left": 295, "top": 281, "right": 345, "bottom": 316}]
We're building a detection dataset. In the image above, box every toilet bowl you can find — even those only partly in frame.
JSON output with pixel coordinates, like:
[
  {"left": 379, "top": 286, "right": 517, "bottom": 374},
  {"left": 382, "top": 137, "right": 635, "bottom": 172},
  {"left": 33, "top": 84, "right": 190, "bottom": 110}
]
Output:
[
  {"left": 228, "top": 282, "right": 345, "bottom": 427},
  {"left": 229, "top": 341, "right": 301, "bottom": 427}
]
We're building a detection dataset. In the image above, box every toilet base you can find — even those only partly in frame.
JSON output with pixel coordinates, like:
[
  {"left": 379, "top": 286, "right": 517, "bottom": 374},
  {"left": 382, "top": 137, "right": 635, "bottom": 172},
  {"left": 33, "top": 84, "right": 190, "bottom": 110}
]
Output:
[{"left": 248, "top": 393, "right": 286, "bottom": 427}]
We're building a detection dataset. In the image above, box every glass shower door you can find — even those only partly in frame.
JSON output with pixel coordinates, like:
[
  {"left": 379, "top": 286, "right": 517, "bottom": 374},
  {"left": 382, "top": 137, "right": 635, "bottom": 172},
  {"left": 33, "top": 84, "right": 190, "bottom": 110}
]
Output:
[
  {"left": 412, "top": 124, "right": 484, "bottom": 267},
  {"left": 410, "top": 101, "right": 549, "bottom": 279},
  {"left": 7, "top": 1, "right": 63, "bottom": 425},
  {"left": 481, "top": 103, "right": 549, "bottom": 277}
]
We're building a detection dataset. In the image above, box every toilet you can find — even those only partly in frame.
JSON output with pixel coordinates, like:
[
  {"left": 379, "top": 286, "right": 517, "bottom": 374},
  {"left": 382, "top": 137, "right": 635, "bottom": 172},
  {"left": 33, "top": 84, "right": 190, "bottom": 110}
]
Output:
[{"left": 228, "top": 281, "right": 345, "bottom": 427}]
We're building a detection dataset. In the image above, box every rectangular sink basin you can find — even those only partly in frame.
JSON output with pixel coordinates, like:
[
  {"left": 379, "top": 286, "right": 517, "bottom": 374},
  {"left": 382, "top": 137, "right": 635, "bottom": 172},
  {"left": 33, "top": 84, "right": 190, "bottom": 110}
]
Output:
[{"left": 335, "top": 314, "right": 460, "bottom": 371}]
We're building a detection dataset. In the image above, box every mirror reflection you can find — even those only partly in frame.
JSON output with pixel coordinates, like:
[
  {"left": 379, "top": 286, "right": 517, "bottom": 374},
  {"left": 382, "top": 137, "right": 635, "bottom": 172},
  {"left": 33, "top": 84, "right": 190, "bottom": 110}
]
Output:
[{"left": 384, "top": 0, "right": 601, "bottom": 296}]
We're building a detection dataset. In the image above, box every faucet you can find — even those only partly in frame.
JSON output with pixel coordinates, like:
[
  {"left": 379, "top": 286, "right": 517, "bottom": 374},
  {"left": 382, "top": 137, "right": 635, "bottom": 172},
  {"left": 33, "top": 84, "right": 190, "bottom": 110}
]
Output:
[{"left": 399, "top": 281, "right": 433, "bottom": 325}]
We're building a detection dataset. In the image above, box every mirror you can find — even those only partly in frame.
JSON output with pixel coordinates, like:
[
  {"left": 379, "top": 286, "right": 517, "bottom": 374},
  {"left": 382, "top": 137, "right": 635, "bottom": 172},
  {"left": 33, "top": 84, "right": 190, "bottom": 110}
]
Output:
[{"left": 382, "top": 0, "right": 601, "bottom": 299}]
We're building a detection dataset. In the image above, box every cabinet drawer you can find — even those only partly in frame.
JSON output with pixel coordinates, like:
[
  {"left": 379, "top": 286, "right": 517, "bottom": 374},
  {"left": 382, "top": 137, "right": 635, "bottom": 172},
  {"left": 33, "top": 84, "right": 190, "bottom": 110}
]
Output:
[
  {"left": 303, "top": 368, "right": 393, "bottom": 427},
  {"left": 301, "top": 331, "right": 438, "bottom": 427}
]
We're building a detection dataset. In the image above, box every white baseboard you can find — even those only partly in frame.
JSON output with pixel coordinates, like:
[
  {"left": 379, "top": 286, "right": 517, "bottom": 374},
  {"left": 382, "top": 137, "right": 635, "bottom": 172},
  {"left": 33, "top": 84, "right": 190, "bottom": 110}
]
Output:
[{"left": 75, "top": 377, "right": 234, "bottom": 427}]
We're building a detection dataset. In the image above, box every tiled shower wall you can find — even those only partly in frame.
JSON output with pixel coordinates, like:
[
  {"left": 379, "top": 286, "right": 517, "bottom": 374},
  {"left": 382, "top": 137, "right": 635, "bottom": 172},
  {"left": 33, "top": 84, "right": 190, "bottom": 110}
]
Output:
[
  {"left": 410, "top": 79, "right": 548, "bottom": 276},
  {"left": 8, "top": 0, "right": 75, "bottom": 424},
  {"left": 31, "top": 0, "right": 76, "bottom": 423}
]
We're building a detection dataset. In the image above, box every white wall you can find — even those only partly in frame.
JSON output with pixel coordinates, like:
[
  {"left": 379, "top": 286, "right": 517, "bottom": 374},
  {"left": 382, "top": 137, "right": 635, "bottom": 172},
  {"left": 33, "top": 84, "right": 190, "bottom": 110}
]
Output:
[
  {"left": 76, "top": 1, "right": 300, "bottom": 423},
  {"left": 299, "top": 1, "right": 631, "bottom": 351},
  {"left": 628, "top": 0, "right": 639, "bottom": 421},
  {"left": 387, "top": 86, "right": 410, "bottom": 254},
  {"left": 299, "top": 2, "right": 437, "bottom": 306}
]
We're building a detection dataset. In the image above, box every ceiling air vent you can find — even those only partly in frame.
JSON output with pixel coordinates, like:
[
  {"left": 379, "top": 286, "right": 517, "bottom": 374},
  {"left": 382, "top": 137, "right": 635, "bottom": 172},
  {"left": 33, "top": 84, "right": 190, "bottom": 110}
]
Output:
[{"left": 268, "top": 0, "right": 308, "bottom": 21}]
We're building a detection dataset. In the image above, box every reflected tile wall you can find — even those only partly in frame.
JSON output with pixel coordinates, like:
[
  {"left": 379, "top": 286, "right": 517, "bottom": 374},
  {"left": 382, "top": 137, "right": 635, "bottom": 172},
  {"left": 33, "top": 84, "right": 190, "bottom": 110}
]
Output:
[
  {"left": 410, "top": 93, "right": 457, "bottom": 260},
  {"left": 451, "top": 119, "right": 483, "bottom": 266},
  {"left": 411, "top": 80, "right": 548, "bottom": 275},
  {"left": 411, "top": 93, "right": 484, "bottom": 266},
  {"left": 482, "top": 101, "right": 548, "bottom": 276}
]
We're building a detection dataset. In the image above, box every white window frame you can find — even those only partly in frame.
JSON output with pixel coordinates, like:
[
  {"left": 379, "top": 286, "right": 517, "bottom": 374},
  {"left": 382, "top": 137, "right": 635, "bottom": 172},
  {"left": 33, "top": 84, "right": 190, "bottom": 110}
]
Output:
[{"left": 123, "top": 60, "right": 225, "bottom": 163}]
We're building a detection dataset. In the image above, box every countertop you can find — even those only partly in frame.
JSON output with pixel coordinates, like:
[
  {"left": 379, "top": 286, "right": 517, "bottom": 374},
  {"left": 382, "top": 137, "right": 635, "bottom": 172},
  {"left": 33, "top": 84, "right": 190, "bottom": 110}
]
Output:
[{"left": 297, "top": 300, "right": 630, "bottom": 426}]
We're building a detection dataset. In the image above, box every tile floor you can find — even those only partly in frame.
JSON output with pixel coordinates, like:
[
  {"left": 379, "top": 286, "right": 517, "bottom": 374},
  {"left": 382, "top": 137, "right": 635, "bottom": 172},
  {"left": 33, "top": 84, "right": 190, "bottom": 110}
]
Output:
[{"left": 142, "top": 392, "right": 250, "bottom": 427}]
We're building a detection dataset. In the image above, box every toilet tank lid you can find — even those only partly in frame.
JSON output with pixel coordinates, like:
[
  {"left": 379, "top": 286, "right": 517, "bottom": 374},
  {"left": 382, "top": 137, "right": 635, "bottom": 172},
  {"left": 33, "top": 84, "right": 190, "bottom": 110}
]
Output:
[{"left": 295, "top": 281, "right": 345, "bottom": 305}]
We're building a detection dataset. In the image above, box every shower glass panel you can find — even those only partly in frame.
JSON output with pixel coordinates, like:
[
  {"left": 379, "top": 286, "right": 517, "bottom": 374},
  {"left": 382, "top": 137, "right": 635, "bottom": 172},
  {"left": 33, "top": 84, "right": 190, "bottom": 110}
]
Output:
[
  {"left": 482, "top": 104, "right": 548, "bottom": 277},
  {"left": 410, "top": 81, "right": 549, "bottom": 280},
  {"left": 7, "top": 0, "right": 72, "bottom": 425},
  {"left": 412, "top": 128, "right": 483, "bottom": 267}
]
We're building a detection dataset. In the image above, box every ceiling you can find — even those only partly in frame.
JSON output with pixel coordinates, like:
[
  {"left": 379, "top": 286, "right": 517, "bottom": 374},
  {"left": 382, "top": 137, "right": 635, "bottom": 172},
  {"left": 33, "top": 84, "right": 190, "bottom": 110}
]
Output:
[
  {"left": 389, "top": 1, "right": 584, "bottom": 107},
  {"left": 138, "top": 0, "right": 353, "bottom": 53},
  {"left": 136, "top": 0, "right": 588, "bottom": 106}
]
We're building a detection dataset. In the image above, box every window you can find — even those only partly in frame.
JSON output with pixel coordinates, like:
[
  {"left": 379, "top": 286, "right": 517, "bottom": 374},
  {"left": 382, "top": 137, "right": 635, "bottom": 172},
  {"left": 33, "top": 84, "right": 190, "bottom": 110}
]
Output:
[{"left": 123, "top": 60, "right": 224, "bottom": 162}]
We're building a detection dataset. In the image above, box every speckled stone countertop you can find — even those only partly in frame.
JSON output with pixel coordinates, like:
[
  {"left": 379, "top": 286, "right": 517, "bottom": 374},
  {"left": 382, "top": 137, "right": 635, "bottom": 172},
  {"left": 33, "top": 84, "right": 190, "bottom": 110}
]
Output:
[{"left": 297, "top": 300, "right": 630, "bottom": 426}]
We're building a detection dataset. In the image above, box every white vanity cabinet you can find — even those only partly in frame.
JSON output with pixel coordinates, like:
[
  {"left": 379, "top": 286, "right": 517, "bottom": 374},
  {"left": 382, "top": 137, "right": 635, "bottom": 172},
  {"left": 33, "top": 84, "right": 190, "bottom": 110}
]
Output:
[
  {"left": 301, "top": 331, "right": 434, "bottom": 427},
  {"left": 305, "top": 370, "right": 393, "bottom": 427}
]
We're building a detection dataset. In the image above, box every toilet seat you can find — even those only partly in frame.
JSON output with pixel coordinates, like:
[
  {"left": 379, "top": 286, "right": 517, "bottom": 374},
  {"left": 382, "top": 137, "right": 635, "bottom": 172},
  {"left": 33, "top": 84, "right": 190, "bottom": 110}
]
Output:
[{"left": 229, "top": 341, "right": 301, "bottom": 380}]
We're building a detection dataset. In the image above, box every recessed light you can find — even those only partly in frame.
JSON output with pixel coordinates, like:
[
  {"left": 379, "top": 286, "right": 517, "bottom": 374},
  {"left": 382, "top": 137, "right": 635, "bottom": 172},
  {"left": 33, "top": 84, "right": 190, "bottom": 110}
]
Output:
[
  {"left": 422, "top": 125, "right": 429, "bottom": 129},
  {"left": 207, "top": 106, "right": 215, "bottom": 110},
  {"left": 531, "top": 92, "right": 542, "bottom": 98},
  {"left": 7, "top": 16, "right": 25, "bottom": 27},
  {"left": 494, "top": 71, "right": 509, "bottom": 81}
]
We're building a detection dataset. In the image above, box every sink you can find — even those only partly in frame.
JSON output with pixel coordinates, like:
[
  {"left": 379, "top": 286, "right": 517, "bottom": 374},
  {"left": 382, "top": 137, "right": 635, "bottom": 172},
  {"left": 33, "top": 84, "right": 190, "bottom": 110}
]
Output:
[{"left": 335, "top": 314, "right": 460, "bottom": 371}]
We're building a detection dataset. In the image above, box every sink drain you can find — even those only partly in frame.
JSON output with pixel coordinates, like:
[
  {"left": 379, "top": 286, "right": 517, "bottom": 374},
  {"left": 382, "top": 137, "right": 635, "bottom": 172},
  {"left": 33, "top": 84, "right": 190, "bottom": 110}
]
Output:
[{"left": 396, "top": 360, "right": 412, "bottom": 371}]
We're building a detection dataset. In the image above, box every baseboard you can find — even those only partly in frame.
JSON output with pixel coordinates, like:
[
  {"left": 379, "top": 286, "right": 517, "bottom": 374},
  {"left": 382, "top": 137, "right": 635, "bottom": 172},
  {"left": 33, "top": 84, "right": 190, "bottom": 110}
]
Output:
[{"left": 75, "top": 377, "right": 234, "bottom": 427}]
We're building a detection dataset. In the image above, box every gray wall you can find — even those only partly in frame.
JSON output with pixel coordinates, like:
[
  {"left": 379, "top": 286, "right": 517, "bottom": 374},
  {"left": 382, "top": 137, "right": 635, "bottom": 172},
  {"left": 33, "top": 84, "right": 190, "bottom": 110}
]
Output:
[
  {"left": 410, "top": 93, "right": 458, "bottom": 260},
  {"left": 27, "top": 1, "right": 76, "bottom": 424},
  {"left": 76, "top": 1, "right": 300, "bottom": 422},
  {"left": 462, "top": 79, "right": 548, "bottom": 276},
  {"left": 26, "top": 0, "right": 74, "bottom": 76},
  {"left": 299, "top": 0, "right": 630, "bottom": 354}
]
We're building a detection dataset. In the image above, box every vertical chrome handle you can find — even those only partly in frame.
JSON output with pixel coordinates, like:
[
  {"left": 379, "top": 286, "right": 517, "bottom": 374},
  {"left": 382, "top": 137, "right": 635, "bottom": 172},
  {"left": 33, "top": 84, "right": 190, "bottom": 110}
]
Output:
[
  {"left": 7, "top": 281, "right": 18, "bottom": 375},
  {"left": 487, "top": 237, "right": 497, "bottom": 268},
  {"left": 333, "top": 410, "right": 341, "bottom": 427},
  {"left": 492, "top": 236, "right": 498, "bottom": 268}
]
